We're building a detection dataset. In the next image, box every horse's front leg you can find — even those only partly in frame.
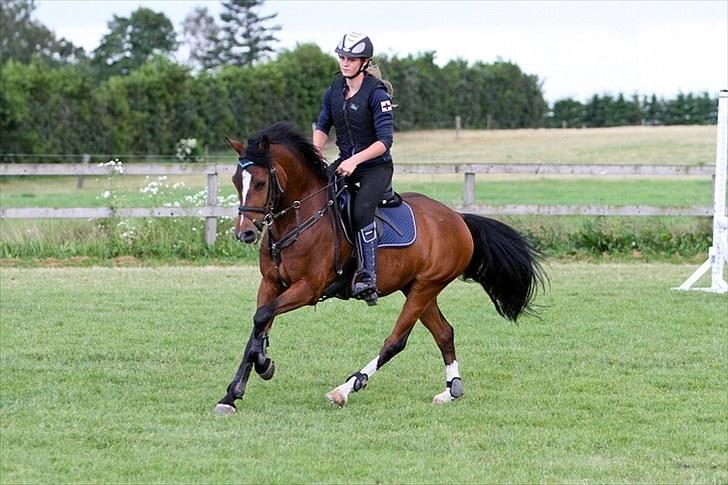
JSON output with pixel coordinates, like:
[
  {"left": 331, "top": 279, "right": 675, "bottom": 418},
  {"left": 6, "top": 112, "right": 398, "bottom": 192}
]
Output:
[{"left": 214, "top": 278, "right": 317, "bottom": 414}]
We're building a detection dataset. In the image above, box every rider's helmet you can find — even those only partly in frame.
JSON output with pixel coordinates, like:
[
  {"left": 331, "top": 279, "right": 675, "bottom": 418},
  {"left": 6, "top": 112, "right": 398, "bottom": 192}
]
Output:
[{"left": 335, "top": 32, "right": 373, "bottom": 59}]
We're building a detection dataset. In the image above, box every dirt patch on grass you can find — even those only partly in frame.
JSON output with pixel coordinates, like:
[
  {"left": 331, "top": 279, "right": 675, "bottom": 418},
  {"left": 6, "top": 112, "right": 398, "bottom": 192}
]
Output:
[{"left": 112, "top": 256, "right": 141, "bottom": 266}]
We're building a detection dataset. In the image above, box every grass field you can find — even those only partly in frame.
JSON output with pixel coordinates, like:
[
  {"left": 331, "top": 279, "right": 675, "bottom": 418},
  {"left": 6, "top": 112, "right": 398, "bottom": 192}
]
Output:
[
  {"left": 0, "top": 176, "right": 713, "bottom": 209},
  {"left": 1, "top": 264, "right": 726, "bottom": 483},
  {"left": 389, "top": 125, "right": 717, "bottom": 165}
]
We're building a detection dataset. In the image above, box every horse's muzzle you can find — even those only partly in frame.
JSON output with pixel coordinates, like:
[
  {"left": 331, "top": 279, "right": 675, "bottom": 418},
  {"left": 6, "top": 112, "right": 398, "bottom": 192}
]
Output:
[{"left": 236, "top": 228, "right": 259, "bottom": 244}]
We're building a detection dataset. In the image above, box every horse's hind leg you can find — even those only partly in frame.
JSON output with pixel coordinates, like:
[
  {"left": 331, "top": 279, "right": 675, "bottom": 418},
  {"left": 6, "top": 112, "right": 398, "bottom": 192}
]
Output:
[
  {"left": 326, "top": 282, "right": 444, "bottom": 407},
  {"left": 420, "top": 299, "right": 463, "bottom": 404}
]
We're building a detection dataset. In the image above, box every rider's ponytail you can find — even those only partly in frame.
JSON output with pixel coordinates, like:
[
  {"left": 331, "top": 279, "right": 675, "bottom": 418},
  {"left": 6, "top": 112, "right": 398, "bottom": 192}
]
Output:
[{"left": 366, "top": 63, "right": 394, "bottom": 98}]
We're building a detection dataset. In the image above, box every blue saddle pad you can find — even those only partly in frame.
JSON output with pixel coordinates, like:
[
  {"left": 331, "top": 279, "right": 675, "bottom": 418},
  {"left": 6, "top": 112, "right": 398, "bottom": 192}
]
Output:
[
  {"left": 336, "top": 190, "right": 416, "bottom": 248},
  {"left": 376, "top": 202, "right": 417, "bottom": 248}
]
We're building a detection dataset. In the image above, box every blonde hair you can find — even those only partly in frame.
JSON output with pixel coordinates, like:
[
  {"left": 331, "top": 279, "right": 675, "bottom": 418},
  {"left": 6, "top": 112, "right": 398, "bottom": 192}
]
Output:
[{"left": 366, "top": 63, "right": 394, "bottom": 98}]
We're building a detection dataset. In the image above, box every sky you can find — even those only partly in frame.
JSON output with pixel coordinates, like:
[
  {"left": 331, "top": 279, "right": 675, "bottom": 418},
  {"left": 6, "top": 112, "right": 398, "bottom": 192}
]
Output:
[{"left": 33, "top": 0, "right": 728, "bottom": 103}]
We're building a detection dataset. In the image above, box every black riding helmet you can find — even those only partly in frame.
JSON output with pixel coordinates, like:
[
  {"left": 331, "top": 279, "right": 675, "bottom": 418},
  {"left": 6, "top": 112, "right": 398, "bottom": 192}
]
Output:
[
  {"left": 335, "top": 32, "right": 373, "bottom": 58},
  {"left": 335, "top": 32, "right": 373, "bottom": 78}
]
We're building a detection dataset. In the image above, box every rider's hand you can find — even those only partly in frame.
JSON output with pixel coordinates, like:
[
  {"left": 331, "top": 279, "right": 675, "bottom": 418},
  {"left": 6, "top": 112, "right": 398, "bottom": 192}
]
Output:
[{"left": 335, "top": 157, "right": 359, "bottom": 177}]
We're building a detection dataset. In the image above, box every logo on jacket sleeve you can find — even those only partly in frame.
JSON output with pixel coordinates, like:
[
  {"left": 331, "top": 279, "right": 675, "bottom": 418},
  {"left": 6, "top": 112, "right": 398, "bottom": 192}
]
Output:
[{"left": 380, "top": 100, "right": 392, "bottom": 112}]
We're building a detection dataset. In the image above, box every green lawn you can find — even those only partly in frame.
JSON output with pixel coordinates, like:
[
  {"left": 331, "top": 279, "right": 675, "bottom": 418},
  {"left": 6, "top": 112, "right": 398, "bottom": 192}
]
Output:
[
  {"left": 390, "top": 125, "right": 716, "bottom": 165},
  {"left": 1, "top": 264, "right": 725, "bottom": 483},
  {"left": 0, "top": 176, "right": 712, "bottom": 209}
]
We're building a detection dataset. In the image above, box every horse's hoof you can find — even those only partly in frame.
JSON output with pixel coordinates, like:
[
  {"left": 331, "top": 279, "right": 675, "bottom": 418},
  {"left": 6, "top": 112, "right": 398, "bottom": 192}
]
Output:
[
  {"left": 325, "top": 389, "right": 347, "bottom": 408},
  {"left": 432, "top": 390, "right": 461, "bottom": 405},
  {"left": 213, "top": 403, "right": 237, "bottom": 415},
  {"left": 257, "top": 359, "right": 275, "bottom": 380}
]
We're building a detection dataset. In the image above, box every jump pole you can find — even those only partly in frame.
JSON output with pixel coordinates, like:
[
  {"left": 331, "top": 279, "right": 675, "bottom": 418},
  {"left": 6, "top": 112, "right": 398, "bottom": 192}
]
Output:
[{"left": 675, "top": 89, "right": 728, "bottom": 293}]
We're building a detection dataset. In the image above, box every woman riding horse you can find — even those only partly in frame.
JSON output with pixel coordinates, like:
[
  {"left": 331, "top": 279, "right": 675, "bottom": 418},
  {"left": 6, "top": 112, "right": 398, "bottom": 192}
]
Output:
[
  {"left": 313, "top": 32, "right": 394, "bottom": 305},
  {"left": 216, "top": 121, "right": 545, "bottom": 414}
]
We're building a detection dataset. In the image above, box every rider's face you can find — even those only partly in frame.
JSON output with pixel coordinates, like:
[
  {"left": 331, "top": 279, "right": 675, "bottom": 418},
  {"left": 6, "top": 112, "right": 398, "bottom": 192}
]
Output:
[{"left": 338, "top": 55, "right": 365, "bottom": 77}]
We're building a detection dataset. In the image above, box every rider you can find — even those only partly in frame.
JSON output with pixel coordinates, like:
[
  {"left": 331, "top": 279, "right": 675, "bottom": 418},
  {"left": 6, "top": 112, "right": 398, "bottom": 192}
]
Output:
[{"left": 313, "top": 32, "right": 394, "bottom": 306}]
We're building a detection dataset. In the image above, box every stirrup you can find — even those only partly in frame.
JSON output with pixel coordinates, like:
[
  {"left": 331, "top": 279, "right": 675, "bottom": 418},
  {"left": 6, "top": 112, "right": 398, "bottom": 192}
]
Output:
[{"left": 352, "top": 275, "right": 378, "bottom": 305}]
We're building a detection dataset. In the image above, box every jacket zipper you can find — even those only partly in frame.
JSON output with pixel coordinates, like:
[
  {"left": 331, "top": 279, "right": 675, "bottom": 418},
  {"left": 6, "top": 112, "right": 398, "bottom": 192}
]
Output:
[{"left": 342, "top": 96, "right": 356, "bottom": 157}]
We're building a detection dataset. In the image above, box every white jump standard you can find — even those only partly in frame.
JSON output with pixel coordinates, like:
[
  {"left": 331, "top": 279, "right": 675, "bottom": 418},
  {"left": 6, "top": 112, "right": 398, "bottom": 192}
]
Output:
[{"left": 676, "top": 90, "right": 728, "bottom": 294}]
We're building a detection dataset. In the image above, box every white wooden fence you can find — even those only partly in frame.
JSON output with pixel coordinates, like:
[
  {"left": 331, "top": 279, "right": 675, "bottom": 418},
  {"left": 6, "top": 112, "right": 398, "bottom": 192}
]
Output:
[{"left": 0, "top": 162, "right": 716, "bottom": 245}]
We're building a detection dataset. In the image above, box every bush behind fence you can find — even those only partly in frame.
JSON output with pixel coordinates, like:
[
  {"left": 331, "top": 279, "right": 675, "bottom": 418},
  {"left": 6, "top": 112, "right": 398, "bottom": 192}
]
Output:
[{"left": 1, "top": 44, "right": 717, "bottom": 159}]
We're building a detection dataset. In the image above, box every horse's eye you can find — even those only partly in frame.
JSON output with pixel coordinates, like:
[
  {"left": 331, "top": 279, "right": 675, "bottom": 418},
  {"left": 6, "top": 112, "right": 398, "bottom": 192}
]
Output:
[{"left": 254, "top": 181, "right": 266, "bottom": 190}]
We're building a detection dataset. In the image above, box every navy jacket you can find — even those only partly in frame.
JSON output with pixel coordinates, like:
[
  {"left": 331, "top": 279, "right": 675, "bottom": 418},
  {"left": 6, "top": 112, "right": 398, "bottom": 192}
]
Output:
[{"left": 316, "top": 74, "right": 394, "bottom": 167}]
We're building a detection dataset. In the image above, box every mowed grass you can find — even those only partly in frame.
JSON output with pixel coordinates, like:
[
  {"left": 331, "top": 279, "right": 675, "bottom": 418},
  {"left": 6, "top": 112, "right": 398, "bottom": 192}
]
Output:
[
  {"left": 0, "top": 176, "right": 712, "bottom": 209},
  {"left": 1, "top": 264, "right": 726, "bottom": 483},
  {"left": 391, "top": 125, "right": 717, "bottom": 165}
]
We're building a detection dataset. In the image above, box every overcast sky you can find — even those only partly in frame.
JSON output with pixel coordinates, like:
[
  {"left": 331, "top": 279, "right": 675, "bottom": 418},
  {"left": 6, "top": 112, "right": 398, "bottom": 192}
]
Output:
[{"left": 34, "top": 0, "right": 728, "bottom": 103}]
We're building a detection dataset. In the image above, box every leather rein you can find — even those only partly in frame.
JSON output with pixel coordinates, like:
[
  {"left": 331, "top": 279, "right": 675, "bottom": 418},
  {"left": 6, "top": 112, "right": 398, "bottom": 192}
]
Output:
[{"left": 237, "top": 158, "right": 346, "bottom": 273}]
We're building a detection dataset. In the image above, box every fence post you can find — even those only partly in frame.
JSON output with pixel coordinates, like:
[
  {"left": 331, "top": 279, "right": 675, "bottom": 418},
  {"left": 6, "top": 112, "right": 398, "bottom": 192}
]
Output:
[
  {"left": 455, "top": 115, "right": 461, "bottom": 139},
  {"left": 463, "top": 172, "right": 475, "bottom": 207},
  {"left": 76, "top": 153, "right": 90, "bottom": 189},
  {"left": 205, "top": 167, "right": 219, "bottom": 246}
]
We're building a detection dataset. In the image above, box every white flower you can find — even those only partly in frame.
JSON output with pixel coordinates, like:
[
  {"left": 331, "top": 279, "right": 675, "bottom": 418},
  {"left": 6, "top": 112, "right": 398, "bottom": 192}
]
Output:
[{"left": 102, "top": 190, "right": 112, "bottom": 198}]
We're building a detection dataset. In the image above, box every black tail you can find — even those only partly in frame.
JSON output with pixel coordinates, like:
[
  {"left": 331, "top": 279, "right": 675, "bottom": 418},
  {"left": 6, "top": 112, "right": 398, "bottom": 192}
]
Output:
[{"left": 461, "top": 214, "right": 546, "bottom": 322}]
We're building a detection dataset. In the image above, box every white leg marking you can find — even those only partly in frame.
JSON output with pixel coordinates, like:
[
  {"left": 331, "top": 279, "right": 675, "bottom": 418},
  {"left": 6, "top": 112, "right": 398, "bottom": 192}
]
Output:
[
  {"left": 433, "top": 360, "right": 462, "bottom": 405},
  {"left": 326, "top": 356, "right": 379, "bottom": 407},
  {"left": 446, "top": 360, "right": 460, "bottom": 382}
]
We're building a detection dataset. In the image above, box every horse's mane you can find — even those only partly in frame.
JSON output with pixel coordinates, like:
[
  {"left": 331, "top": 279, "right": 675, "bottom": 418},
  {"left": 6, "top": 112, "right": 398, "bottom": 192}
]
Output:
[{"left": 245, "top": 122, "right": 327, "bottom": 182}]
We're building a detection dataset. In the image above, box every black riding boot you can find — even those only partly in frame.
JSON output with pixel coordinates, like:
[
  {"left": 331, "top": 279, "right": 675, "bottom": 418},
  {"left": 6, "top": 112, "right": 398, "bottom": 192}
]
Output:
[{"left": 352, "top": 222, "right": 378, "bottom": 305}]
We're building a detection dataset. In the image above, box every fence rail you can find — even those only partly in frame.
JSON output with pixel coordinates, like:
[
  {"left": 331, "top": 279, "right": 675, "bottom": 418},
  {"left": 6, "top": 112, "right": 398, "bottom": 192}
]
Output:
[
  {"left": 0, "top": 163, "right": 716, "bottom": 245},
  {"left": 0, "top": 162, "right": 716, "bottom": 177}
]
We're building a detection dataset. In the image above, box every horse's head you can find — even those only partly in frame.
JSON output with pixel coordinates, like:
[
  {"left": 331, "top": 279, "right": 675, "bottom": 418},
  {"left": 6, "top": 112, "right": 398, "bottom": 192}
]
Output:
[
  {"left": 227, "top": 135, "right": 286, "bottom": 244},
  {"left": 227, "top": 123, "right": 329, "bottom": 244}
]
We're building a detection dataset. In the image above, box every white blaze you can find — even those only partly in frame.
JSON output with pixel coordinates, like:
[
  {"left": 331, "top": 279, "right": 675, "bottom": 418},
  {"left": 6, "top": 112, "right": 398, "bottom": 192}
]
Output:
[{"left": 241, "top": 171, "right": 252, "bottom": 205}]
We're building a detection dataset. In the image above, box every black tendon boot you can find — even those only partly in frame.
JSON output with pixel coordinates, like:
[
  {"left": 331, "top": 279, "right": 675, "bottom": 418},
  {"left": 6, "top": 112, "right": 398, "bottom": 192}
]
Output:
[{"left": 352, "top": 222, "right": 378, "bottom": 305}]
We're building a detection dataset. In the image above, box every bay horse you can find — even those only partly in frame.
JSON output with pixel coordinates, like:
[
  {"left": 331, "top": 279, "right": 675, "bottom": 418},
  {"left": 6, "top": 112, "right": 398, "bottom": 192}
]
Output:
[{"left": 215, "top": 122, "right": 544, "bottom": 414}]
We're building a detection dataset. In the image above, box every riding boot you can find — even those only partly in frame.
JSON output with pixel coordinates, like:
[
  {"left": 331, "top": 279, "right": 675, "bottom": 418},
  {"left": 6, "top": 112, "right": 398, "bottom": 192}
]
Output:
[{"left": 352, "top": 222, "right": 378, "bottom": 305}]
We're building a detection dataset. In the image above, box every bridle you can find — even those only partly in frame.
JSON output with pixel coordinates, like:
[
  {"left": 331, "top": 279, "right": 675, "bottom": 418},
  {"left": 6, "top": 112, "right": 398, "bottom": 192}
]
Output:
[
  {"left": 237, "top": 158, "right": 283, "bottom": 232},
  {"left": 236, "top": 157, "right": 346, "bottom": 271}
]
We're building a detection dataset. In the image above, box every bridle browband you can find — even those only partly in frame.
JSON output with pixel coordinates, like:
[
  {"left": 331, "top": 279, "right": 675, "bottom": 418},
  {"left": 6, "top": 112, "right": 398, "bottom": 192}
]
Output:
[{"left": 236, "top": 157, "right": 346, "bottom": 271}]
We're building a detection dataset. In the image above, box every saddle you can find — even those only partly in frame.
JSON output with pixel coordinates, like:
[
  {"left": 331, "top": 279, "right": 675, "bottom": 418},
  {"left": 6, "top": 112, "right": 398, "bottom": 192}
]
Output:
[
  {"left": 333, "top": 176, "right": 415, "bottom": 247},
  {"left": 320, "top": 176, "right": 417, "bottom": 302}
]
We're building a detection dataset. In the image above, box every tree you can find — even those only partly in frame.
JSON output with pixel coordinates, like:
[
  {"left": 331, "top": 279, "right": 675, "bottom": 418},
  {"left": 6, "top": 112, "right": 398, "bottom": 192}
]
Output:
[
  {"left": 217, "top": 0, "right": 280, "bottom": 67},
  {"left": 549, "top": 98, "right": 585, "bottom": 128},
  {"left": 181, "top": 6, "right": 221, "bottom": 72},
  {"left": 92, "top": 7, "right": 177, "bottom": 78},
  {"left": 0, "top": 0, "right": 85, "bottom": 64}
]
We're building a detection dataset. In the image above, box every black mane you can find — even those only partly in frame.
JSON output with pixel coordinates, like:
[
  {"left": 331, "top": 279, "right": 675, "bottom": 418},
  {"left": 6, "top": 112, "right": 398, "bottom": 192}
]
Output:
[{"left": 245, "top": 122, "right": 328, "bottom": 181}]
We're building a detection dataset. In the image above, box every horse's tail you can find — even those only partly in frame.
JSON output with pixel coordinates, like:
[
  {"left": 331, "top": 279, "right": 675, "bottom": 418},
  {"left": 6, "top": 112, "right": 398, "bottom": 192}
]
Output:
[{"left": 460, "top": 213, "right": 546, "bottom": 322}]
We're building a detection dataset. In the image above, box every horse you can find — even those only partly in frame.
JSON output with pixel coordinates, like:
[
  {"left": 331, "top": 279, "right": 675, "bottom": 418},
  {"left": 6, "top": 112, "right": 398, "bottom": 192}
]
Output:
[{"left": 215, "top": 122, "right": 545, "bottom": 414}]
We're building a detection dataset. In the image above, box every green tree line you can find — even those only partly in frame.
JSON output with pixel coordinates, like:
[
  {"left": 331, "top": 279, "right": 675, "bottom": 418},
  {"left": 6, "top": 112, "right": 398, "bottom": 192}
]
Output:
[
  {"left": 544, "top": 92, "right": 718, "bottom": 128},
  {"left": 0, "top": 45, "right": 551, "bottom": 157}
]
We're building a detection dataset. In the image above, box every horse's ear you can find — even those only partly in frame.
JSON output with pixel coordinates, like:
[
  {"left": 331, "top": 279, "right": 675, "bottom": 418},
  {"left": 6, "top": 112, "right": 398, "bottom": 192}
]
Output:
[
  {"left": 225, "top": 136, "right": 245, "bottom": 156},
  {"left": 261, "top": 135, "right": 271, "bottom": 151}
]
